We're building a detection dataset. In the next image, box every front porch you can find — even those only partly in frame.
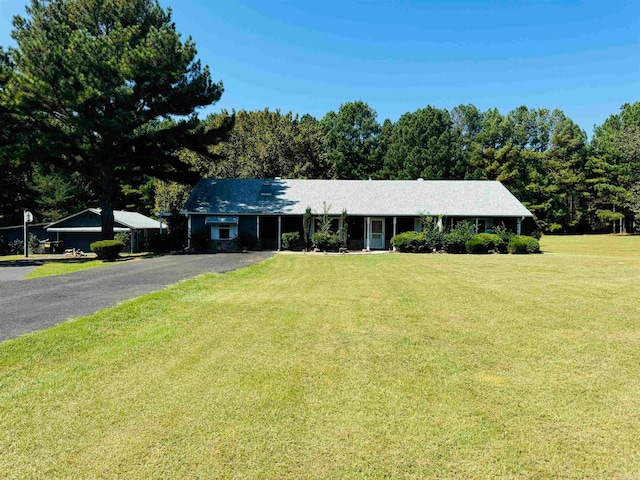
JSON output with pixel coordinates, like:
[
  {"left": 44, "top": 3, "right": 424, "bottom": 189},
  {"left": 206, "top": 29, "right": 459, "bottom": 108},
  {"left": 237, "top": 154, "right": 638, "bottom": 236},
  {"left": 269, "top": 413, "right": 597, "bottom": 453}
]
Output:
[{"left": 188, "top": 213, "right": 533, "bottom": 252}]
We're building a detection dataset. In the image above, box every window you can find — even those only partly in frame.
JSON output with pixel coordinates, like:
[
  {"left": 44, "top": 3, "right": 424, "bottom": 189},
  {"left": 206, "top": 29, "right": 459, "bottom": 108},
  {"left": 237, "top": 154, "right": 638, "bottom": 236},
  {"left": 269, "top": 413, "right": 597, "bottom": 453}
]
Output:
[
  {"left": 206, "top": 216, "right": 239, "bottom": 240},
  {"left": 476, "top": 218, "right": 493, "bottom": 233},
  {"left": 211, "top": 224, "right": 237, "bottom": 240},
  {"left": 219, "top": 224, "right": 231, "bottom": 239}
]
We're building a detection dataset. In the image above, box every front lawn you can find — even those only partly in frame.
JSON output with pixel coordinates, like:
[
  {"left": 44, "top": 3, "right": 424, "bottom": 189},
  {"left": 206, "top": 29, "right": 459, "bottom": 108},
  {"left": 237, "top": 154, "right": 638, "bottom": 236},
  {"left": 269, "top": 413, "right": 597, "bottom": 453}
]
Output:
[
  {"left": 0, "top": 254, "right": 50, "bottom": 261},
  {"left": 22, "top": 258, "right": 110, "bottom": 278},
  {"left": 1, "top": 235, "right": 639, "bottom": 478},
  {"left": 21, "top": 253, "right": 151, "bottom": 279}
]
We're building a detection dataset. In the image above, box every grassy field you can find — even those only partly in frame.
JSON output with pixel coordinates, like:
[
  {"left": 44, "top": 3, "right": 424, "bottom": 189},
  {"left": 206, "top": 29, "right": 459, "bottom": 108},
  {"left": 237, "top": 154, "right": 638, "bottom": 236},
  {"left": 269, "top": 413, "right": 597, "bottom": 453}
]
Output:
[{"left": 1, "top": 235, "right": 639, "bottom": 478}]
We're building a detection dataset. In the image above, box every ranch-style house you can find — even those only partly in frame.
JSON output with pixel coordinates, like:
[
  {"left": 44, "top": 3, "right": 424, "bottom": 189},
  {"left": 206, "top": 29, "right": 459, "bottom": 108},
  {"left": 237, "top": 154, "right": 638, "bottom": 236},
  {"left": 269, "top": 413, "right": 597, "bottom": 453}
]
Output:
[{"left": 182, "top": 178, "right": 535, "bottom": 251}]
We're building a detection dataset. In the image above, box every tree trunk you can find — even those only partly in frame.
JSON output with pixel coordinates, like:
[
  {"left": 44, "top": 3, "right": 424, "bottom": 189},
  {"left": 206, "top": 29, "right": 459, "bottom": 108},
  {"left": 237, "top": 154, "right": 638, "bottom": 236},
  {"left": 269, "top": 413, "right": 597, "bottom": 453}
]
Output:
[{"left": 101, "top": 181, "right": 115, "bottom": 240}]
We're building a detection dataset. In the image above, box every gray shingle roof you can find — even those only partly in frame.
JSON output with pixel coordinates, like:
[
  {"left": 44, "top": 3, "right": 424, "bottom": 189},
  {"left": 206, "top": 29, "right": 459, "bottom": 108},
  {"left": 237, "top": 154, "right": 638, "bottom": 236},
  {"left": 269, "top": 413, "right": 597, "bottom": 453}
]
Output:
[
  {"left": 46, "top": 208, "right": 166, "bottom": 230},
  {"left": 110, "top": 210, "right": 166, "bottom": 229},
  {"left": 183, "top": 179, "right": 533, "bottom": 218}
]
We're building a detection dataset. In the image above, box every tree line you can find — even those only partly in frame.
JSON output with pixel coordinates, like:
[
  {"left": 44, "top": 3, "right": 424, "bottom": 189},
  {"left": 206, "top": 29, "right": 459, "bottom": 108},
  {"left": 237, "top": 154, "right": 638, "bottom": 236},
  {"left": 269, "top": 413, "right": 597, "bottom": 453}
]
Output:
[
  {"left": 1, "top": 0, "right": 638, "bottom": 238},
  {"left": 158, "top": 101, "right": 640, "bottom": 234}
]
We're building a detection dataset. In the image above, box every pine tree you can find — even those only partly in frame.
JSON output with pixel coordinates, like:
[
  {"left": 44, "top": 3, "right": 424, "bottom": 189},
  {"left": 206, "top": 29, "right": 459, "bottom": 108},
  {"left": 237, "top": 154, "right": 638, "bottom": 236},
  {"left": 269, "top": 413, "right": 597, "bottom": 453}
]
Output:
[{"left": 6, "top": 0, "right": 232, "bottom": 238}]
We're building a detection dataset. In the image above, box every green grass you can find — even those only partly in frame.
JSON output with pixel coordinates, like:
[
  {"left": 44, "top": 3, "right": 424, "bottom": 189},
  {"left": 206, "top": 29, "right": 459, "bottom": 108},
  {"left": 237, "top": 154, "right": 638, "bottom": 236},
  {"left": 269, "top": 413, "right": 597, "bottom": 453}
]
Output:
[
  {"left": 19, "top": 254, "right": 150, "bottom": 279},
  {"left": 0, "top": 254, "right": 51, "bottom": 262},
  {"left": 23, "top": 258, "right": 111, "bottom": 278},
  {"left": 541, "top": 233, "right": 640, "bottom": 257},
  {"left": 1, "top": 235, "right": 639, "bottom": 478}
]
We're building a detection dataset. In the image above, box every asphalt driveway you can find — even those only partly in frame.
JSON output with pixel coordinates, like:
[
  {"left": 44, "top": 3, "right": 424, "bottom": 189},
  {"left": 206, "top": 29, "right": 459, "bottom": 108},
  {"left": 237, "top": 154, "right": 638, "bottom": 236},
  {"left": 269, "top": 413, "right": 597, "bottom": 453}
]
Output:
[{"left": 0, "top": 252, "right": 273, "bottom": 342}]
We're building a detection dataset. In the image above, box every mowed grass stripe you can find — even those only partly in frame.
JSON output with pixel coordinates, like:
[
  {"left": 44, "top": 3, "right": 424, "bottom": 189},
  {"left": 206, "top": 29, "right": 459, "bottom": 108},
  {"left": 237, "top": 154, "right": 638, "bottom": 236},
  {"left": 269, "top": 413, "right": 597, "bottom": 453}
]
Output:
[{"left": 1, "top": 236, "right": 640, "bottom": 478}]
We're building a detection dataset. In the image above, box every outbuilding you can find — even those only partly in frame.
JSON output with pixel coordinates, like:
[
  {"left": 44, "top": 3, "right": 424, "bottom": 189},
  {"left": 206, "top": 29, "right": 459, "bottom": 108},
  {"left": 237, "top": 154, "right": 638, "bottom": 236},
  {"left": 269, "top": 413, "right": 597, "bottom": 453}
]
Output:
[{"left": 46, "top": 208, "right": 166, "bottom": 253}]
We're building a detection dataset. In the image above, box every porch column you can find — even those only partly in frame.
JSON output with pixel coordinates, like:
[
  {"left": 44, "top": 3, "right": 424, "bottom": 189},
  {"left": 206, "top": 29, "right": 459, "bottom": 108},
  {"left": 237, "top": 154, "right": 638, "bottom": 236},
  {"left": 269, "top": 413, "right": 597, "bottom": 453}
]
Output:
[
  {"left": 517, "top": 217, "right": 522, "bottom": 235},
  {"left": 392, "top": 217, "right": 397, "bottom": 251},
  {"left": 277, "top": 215, "right": 282, "bottom": 251},
  {"left": 130, "top": 230, "right": 134, "bottom": 254},
  {"left": 366, "top": 217, "right": 371, "bottom": 251},
  {"left": 256, "top": 216, "right": 260, "bottom": 241},
  {"left": 475, "top": 218, "right": 479, "bottom": 234},
  {"left": 187, "top": 215, "right": 192, "bottom": 249},
  {"left": 363, "top": 218, "right": 367, "bottom": 250}
]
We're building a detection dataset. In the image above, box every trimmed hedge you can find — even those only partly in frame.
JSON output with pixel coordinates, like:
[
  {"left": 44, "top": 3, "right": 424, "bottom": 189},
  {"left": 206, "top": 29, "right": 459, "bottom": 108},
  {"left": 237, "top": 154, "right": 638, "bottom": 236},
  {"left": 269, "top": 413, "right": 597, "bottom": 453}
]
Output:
[
  {"left": 391, "top": 231, "right": 425, "bottom": 252},
  {"left": 507, "top": 235, "right": 540, "bottom": 254},
  {"left": 390, "top": 229, "right": 445, "bottom": 253},
  {"left": 90, "top": 240, "right": 123, "bottom": 260},
  {"left": 465, "top": 233, "right": 502, "bottom": 254},
  {"left": 390, "top": 231, "right": 424, "bottom": 252}
]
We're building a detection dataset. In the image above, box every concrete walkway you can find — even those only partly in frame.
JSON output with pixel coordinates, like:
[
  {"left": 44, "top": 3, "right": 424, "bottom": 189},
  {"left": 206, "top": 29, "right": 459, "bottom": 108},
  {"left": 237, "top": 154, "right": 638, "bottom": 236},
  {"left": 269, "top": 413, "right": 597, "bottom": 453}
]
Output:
[{"left": 0, "top": 252, "right": 273, "bottom": 342}]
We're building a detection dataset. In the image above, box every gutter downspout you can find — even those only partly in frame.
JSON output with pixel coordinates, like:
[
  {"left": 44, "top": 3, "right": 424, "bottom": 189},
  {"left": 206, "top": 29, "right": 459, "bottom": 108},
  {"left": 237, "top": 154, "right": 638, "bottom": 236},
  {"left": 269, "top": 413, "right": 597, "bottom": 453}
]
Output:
[
  {"left": 187, "top": 214, "right": 192, "bottom": 250},
  {"left": 256, "top": 216, "right": 260, "bottom": 244},
  {"left": 277, "top": 216, "right": 282, "bottom": 251},
  {"left": 363, "top": 218, "right": 366, "bottom": 250}
]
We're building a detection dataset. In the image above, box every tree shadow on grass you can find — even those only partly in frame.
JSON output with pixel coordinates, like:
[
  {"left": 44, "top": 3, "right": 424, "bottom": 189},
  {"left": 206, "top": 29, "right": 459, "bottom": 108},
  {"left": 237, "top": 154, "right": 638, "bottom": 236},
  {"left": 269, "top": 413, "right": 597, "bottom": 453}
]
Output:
[{"left": 0, "top": 259, "right": 46, "bottom": 268}]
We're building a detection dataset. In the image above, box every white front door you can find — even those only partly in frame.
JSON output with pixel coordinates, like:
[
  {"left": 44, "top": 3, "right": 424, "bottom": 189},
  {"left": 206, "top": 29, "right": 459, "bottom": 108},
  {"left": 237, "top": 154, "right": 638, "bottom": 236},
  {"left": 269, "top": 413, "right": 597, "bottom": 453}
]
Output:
[{"left": 370, "top": 218, "right": 385, "bottom": 249}]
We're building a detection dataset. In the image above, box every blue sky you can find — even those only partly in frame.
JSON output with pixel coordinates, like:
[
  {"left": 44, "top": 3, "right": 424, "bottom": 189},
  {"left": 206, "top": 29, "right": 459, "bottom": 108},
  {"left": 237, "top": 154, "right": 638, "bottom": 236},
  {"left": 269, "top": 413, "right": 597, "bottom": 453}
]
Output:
[{"left": 1, "top": 0, "right": 638, "bottom": 135}]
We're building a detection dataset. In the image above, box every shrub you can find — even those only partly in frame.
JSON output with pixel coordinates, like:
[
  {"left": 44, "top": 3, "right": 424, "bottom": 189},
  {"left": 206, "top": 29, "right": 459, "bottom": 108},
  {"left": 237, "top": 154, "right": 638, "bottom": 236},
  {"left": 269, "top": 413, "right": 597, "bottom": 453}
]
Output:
[
  {"left": 338, "top": 209, "right": 348, "bottom": 247},
  {"left": 281, "top": 231, "right": 301, "bottom": 250},
  {"left": 8, "top": 239, "right": 24, "bottom": 255},
  {"left": 465, "top": 233, "right": 502, "bottom": 254},
  {"left": 507, "top": 235, "right": 540, "bottom": 254},
  {"left": 303, "top": 207, "right": 312, "bottom": 249},
  {"left": 312, "top": 232, "right": 341, "bottom": 251},
  {"left": 145, "top": 232, "right": 172, "bottom": 253},
  {"left": 423, "top": 228, "right": 446, "bottom": 252},
  {"left": 29, "top": 233, "right": 44, "bottom": 254},
  {"left": 114, "top": 231, "right": 131, "bottom": 251},
  {"left": 391, "top": 228, "right": 446, "bottom": 253},
  {"left": 235, "top": 232, "right": 258, "bottom": 251},
  {"left": 190, "top": 229, "right": 210, "bottom": 251},
  {"left": 493, "top": 224, "right": 514, "bottom": 253},
  {"left": 90, "top": 239, "right": 124, "bottom": 260},
  {"left": 391, "top": 231, "right": 428, "bottom": 252},
  {"left": 444, "top": 221, "right": 475, "bottom": 253}
]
